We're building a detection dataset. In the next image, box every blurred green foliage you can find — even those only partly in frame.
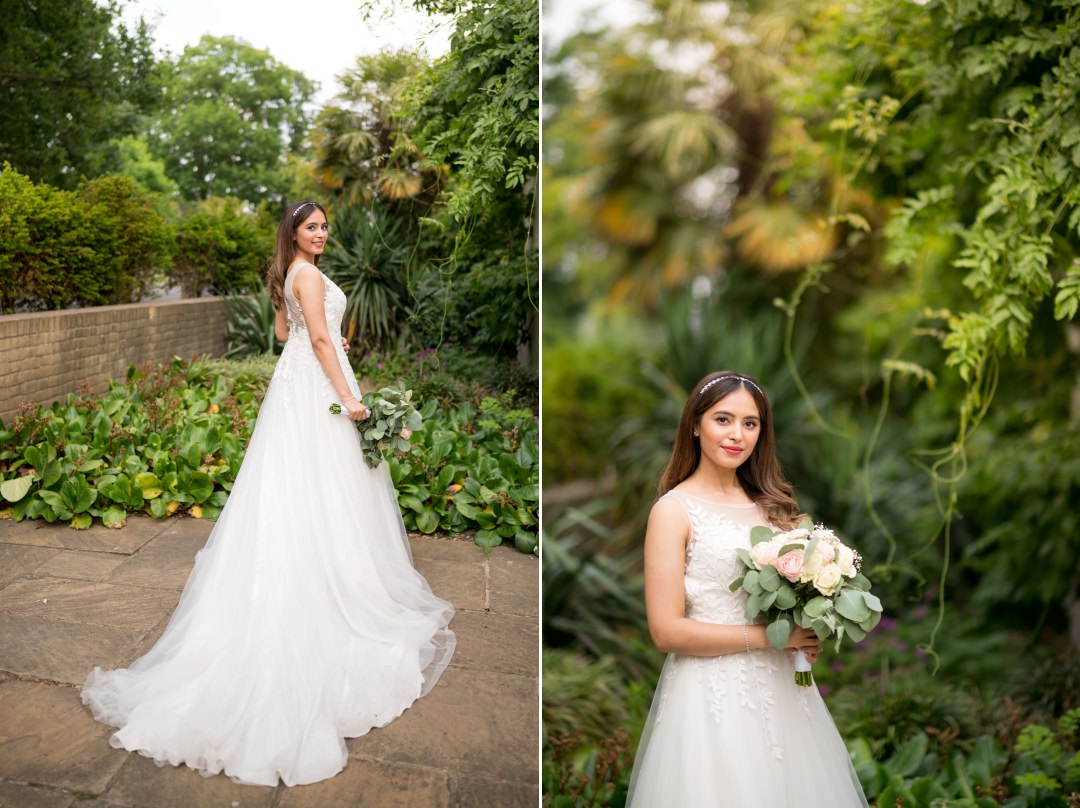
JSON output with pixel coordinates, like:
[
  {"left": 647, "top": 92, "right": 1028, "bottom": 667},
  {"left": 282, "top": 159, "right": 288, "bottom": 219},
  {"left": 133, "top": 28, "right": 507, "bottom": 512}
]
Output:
[{"left": 543, "top": 0, "right": 1080, "bottom": 803}]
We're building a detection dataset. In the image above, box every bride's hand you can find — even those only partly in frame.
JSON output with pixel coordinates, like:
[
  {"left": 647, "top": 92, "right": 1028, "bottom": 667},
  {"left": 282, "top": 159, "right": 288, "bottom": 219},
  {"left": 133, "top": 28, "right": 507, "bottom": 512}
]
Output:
[
  {"left": 339, "top": 336, "right": 349, "bottom": 352},
  {"left": 341, "top": 396, "right": 366, "bottom": 421},
  {"left": 786, "top": 626, "right": 821, "bottom": 663}
]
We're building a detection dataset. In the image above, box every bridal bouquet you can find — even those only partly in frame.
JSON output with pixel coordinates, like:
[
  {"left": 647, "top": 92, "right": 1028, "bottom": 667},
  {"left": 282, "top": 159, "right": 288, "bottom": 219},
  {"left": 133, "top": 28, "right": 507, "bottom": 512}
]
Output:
[
  {"left": 329, "top": 387, "right": 423, "bottom": 468},
  {"left": 730, "top": 519, "right": 883, "bottom": 685}
]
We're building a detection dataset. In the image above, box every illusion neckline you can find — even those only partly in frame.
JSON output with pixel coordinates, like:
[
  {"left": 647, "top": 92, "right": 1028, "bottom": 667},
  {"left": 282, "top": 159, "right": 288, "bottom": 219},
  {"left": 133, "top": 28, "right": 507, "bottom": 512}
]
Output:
[{"left": 670, "top": 489, "right": 758, "bottom": 509}]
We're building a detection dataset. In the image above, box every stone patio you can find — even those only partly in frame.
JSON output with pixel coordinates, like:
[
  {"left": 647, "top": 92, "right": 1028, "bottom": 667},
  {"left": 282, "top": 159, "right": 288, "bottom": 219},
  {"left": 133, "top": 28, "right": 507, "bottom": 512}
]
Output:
[{"left": 0, "top": 515, "right": 539, "bottom": 807}]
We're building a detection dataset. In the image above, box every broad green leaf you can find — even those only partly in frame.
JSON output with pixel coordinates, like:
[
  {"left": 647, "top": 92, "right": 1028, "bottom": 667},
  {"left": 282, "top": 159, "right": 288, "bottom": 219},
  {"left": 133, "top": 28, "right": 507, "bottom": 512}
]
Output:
[
  {"left": 765, "top": 617, "right": 792, "bottom": 650},
  {"left": 835, "top": 589, "right": 871, "bottom": 623},
  {"left": 749, "top": 525, "right": 776, "bottom": 545},
  {"left": 102, "top": 506, "right": 127, "bottom": 528},
  {"left": 803, "top": 596, "right": 831, "bottom": 619},
  {"left": 758, "top": 565, "right": 781, "bottom": 592},
  {"left": 1, "top": 476, "right": 35, "bottom": 503},
  {"left": 886, "top": 732, "right": 928, "bottom": 778},
  {"left": 774, "top": 584, "right": 797, "bottom": 610},
  {"left": 70, "top": 513, "right": 92, "bottom": 530},
  {"left": 742, "top": 569, "right": 763, "bottom": 595},
  {"left": 416, "top": 509, "right": 439, "bottom": 534}
]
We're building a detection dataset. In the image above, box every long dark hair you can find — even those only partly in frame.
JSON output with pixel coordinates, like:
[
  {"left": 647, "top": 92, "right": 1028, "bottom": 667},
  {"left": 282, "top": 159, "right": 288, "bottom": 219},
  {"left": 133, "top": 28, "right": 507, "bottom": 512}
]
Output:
[
  {"left": 266, "top": 200, "right": 327, "bottom": 311},
  {"left": 658, "top": 371, "right": 803, "bottom": 529}
]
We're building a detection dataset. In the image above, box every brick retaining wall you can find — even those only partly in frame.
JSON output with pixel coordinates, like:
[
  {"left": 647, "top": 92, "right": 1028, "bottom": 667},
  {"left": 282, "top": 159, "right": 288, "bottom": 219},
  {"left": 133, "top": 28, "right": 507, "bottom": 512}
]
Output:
[{"left": 0, "top": 298, "right": 229, "bottom": 424}]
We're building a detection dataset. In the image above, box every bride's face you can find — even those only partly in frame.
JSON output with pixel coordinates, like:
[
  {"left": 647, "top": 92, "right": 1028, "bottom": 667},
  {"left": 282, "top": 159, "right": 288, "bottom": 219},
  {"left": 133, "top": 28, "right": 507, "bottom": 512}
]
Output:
[
  {"left": 695, "top": 388, "right": 761, "bottom": 470},
  {"left": 294, "top": 210, "right": 328, "bottom": 258}
]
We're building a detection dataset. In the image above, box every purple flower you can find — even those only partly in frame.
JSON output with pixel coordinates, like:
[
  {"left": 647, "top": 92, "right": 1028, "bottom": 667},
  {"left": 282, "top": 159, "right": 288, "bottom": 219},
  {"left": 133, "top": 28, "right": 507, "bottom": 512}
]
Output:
[
  {"left": 818, "top": 684, "right": 832, "bottom": 696},
  {"left": 830, "top": 661, "right": 843, "bottom": 673},
  {"left": 878, "top": 616, "right": 898, "bottom": 632}
]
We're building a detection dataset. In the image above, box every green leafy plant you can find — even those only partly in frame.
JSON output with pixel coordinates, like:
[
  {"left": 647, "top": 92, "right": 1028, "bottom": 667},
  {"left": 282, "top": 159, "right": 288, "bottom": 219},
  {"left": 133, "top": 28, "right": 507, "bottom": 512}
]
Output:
[
  {"left": 320, "top": 203, "right": 411, "bottom": 346},
  {"left": 385, "top": 394, "right": 538, "bottom": 553},
  {"left": 223, "top": 293, "right": 281, "bottom": 359}
]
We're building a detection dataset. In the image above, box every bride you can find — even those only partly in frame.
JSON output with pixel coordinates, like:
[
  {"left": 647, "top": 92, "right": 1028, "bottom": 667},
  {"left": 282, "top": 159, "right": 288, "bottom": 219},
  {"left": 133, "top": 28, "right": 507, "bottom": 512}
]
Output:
[
  {"left": 81, "top": 200, "right": 456, "bottom": 787},
  {"left": 626, "top": 371, "right": 867, "bottom": 807}
]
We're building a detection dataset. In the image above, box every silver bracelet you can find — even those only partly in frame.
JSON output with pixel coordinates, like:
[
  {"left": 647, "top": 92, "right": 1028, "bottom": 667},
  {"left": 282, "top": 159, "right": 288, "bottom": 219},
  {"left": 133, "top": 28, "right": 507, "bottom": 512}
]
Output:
[{"left": 742, "top": 625, "right": 750, "bottom": 653}]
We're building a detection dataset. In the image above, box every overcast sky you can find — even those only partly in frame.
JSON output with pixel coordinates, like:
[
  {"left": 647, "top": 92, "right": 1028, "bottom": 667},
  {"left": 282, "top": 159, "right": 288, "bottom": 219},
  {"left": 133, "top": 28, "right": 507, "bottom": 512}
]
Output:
[
  {"left": 121, "top": 0, "right": 452, "bottom": 106},
  {"left": 543, "top": 0, "right": 647, "bottom": 50}
]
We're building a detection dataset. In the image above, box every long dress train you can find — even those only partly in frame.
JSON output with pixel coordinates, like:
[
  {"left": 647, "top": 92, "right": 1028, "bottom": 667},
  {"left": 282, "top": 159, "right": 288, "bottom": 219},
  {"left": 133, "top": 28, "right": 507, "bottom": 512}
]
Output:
[
  {"left": 81, "top": 264, "right": 456, "bottom": 787},
  {"left": 626, "top": 490, "right": 867, "bottom": 807}
]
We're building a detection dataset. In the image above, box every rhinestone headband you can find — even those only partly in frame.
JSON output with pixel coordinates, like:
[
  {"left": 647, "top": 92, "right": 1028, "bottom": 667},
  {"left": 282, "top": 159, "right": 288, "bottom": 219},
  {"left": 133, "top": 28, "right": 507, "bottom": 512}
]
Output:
[
  {"left": 292, "top": 201, "right": 317, "bottom": 221},
  {"left": 699, "top": 374, "right": 764, "bottom": 398}
]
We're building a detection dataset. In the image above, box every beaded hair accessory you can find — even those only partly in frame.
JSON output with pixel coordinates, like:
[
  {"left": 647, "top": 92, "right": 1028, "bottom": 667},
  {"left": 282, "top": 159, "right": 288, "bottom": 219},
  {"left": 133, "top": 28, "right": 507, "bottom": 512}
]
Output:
[
  {"left": 698, "top": 374, "right": 764, "bottom": 398},
  {"left": 292, "top": 201, "right": 317, "bottom": 222}
]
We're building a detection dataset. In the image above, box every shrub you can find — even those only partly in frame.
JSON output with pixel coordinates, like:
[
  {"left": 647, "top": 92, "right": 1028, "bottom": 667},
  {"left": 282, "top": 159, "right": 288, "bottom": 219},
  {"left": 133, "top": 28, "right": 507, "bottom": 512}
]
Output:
[
  {"left": 0, "top": 165, "right": 169, "bottom": 312},
  {"left": 355, "top": 341, "right": 537, "bottom": 412},
  {"left": 170, "top": 197, "right": 273, "bottom": 296}
]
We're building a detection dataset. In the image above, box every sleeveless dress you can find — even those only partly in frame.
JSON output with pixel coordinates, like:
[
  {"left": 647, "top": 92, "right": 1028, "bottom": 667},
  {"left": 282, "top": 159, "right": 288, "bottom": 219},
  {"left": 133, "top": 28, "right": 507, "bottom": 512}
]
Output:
[
  {"left": 81, "top": 263, "right": 456, "bottom": 786},
  {"left": 626, "top": 490, "right": 868, "bottom": 807}
]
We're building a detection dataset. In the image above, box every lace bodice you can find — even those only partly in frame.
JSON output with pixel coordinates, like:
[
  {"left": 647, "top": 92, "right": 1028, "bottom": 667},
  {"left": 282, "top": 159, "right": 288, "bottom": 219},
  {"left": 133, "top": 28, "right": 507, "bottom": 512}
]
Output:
[
  {"left": 271, "top": 264, "right": 353, "bottom": 403},
  {"left": 283, "top": 263, "right": 347, "bottom": 337},
  {"left": 667, "top": 489, "right": 765, "bottom": 624}
]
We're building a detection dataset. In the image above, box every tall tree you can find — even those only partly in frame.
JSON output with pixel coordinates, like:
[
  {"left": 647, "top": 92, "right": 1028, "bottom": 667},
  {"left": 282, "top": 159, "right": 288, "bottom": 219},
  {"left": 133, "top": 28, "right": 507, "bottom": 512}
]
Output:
[
  {"left": 0, "top": 0, "right": 160, "bottom": 187},
  {"left": 309, "top": 50, "right": 438, "bottom": 213},
  {"left": 150, "top": 35, "right": 315, "bottom": 205}
]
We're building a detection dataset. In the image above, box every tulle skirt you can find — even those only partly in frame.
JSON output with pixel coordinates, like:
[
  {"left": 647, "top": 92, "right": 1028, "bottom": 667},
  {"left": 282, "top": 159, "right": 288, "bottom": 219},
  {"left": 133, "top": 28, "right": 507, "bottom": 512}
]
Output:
[
  {"left": 627, "top": 648, "right": 867, "bottom": 807},
  {"left": 81, "top": 340, "right": 455, "bottom": 786}
]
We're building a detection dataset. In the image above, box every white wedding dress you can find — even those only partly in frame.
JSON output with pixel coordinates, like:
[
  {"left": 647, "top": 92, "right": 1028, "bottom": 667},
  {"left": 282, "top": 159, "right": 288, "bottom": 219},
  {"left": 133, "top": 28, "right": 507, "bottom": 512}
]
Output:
[
  {"left": 626, "top": 490, "right": 868, "bottom": 807},
  {"left": 82, "top": 263, "right": 456, "bottom": 787}
]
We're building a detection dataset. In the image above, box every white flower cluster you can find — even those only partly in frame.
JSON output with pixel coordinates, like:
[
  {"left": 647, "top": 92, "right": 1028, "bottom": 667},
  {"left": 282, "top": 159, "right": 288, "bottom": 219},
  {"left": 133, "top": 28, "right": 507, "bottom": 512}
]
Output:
[{"left": 749, "top": 526, "right": 861, "bottom": 597}]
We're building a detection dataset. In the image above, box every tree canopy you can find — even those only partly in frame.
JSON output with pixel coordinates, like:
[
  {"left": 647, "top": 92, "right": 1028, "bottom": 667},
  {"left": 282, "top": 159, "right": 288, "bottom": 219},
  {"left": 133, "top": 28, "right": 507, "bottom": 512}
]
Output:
[
  {"left": 149, "top": 35, "right": 315, "bottom": 205},
  {"left": 0, "top": 0, "right": 161, "bottom": 187}
]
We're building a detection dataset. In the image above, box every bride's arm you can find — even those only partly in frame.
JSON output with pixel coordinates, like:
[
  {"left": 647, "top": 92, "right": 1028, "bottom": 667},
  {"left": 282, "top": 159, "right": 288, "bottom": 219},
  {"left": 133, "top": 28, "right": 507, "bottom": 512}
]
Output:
[
  {"left": 291, "top": 266, "right": 364, "bottom": 418},
  {"left": 644, "top": 497, "right": 820, "bottom": 659}
]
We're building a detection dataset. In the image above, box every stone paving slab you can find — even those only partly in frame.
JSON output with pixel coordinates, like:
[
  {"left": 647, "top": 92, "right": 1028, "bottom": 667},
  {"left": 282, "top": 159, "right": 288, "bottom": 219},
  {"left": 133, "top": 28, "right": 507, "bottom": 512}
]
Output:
[
  {"left": 489, "top": 549, "right": 540, "bottom": 618},
  {"left": 0, "top": 614, "right": 147, "bottom": 685},
  {"left": 348, "top": 666, "right": 537, "bottom": 783},
  {"left": 102, "top": 523, "right": 209, "bottom": 591},
  {"left": 35, "top": 551, "right": 127, "bottom": 582},
  {"left": 0, "top": 578, "right": 178, "bottom": 632},
  {"left": 412, "top": 556, "right": 488, "bottom": 612},
  {"left": 448, "top": 772, "right": 539, "bottom": 808},
  {"left": 0, "top": 681, "right": 127, "bottom": 793},
  {"left": 0, "top": 781, "right": 74, "bottom": 808},
  {"left": 0, "top": 543, "right": 60, "bottom": 587},
  {"left": 105, "top": 754, "right": 276, "bottom": 808},
  {"left": 0, "top": 514, "right": 539, "bottom": 806},
  {"left": 449, "top": 610, "right": 538, "bottom": 677},
  {"left": 276, "top": 758, "right": 449, "bottom": 808}
]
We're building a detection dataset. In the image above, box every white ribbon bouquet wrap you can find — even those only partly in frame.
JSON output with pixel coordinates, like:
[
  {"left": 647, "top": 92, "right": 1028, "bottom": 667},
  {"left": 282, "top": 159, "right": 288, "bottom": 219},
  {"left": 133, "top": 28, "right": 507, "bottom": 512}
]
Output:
[{"left": 730, "top": 519, "right": 883, "bottom": 686}]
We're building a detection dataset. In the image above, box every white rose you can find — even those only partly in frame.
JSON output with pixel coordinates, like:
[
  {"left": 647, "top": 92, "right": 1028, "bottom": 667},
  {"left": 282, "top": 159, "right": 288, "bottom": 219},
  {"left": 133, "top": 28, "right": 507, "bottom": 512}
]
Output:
[
  {"left": 750, "top": 540, "right": 779, "bottom": 569},
  {"left": 799, "top": 550, "right": 822, "bottom": 583},
  {"left": 780, "top": 528, "right": 810, "bottom": 542},
  {"left": 813, "top": 562, "right": 843, "bottom": 596},
  {"left": 813, "top": 538, "right": 836, "bottom": 564},
  {"left": 835, "top": 544, "right": 857, "bottom": 577}
]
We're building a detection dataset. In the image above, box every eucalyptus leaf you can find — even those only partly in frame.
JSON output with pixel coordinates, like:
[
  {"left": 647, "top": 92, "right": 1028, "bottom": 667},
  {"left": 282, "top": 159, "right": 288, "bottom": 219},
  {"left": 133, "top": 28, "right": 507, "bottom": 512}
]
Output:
[{"left": 766, "top": 618, "right": 792, "bottom": 650}]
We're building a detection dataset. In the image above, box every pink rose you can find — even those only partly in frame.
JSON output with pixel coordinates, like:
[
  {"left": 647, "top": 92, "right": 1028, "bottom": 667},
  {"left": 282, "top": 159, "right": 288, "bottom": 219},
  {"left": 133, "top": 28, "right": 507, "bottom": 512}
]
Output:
[
  {"left": 400, "top": 427, "right": 413, "bottom": 440},
  {"left": 776, "top": 549, "right": 804, "bottom": 582}
]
